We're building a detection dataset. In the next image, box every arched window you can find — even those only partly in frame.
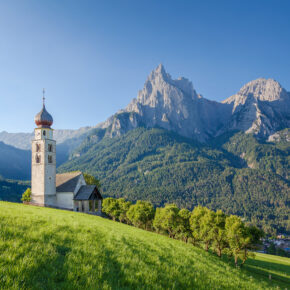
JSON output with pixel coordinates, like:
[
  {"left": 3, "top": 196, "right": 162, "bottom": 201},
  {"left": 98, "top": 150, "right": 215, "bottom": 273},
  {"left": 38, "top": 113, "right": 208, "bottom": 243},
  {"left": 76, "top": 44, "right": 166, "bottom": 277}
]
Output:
[
  {"left": 36, "top": 144, "right": 40, "bottom": 152},
  {"left": 43, "top": 130, "right": 46, "bottom": 136},
  {"left": 48, "top": 144, "right": 53, "bottom": 152}
]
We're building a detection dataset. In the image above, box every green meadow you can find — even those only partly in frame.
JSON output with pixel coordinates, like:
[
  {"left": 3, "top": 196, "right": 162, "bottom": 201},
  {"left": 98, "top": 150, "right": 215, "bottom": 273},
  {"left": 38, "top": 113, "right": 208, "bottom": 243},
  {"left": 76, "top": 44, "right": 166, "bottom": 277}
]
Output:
[{"left": 0, "top": 202, "right": 289, "bottom": 289}]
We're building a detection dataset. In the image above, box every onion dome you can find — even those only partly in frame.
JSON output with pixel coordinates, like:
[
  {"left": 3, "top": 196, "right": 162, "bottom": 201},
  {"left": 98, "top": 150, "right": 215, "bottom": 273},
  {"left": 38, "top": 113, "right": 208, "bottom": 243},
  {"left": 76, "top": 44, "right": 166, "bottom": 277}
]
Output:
[{"left": 34, "top": 90, "right": 53, "bottom": 128}]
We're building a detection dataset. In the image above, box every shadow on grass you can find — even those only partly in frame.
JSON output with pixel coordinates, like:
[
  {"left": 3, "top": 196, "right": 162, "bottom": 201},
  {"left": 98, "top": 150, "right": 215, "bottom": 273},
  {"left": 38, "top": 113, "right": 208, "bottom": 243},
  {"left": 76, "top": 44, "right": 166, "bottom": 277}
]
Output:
[
  {"left": 242, "top": 258, "right": 290, "bottom": 285},
  {"left": 20, "top": 226, "right": 138, "bottom": 289},
  {"left": 19, "top": 225, "right": 73, "bottom": 289},
  {"left": 220, "top": 253, "right": 290, "bottom": 288}
]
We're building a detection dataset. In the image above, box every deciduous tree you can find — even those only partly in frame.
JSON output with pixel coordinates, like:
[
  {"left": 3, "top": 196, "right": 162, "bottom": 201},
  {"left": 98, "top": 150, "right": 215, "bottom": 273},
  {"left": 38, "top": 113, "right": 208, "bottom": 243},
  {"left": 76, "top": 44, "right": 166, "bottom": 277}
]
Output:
[
  {"left": 118, "top": 198, "right": 132, "bottom": 224},
  {"left": 153, "top": 204, "right": 180, "bottom": 238},
  {"left": 127, "top": 201, "right": 155, "bottom": 230},
  {"left": 102, "top": 198, "right": 121, "bottom": 221},
  {"left": 210, "top": 210, "right": 228, "bottom": 257},
  {"left": 177, "top": 208, "right": 191, "bottom": 243},
  {"left": 189, "top": 206, "right": 208, "bottom": 246}
]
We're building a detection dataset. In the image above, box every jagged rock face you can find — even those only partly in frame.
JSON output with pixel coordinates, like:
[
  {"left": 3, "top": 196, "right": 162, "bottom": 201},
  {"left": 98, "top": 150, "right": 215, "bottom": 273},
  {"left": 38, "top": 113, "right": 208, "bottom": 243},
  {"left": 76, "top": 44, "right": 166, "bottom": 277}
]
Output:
[
  {"left": 111, "top": 64, "right": 231, "bottom": 141},
  {"left": 100, "top": 67, "right": 289, "bottom": 142},
  {"left": 222, "top": 78, "right": 290, "bottom": 138}
]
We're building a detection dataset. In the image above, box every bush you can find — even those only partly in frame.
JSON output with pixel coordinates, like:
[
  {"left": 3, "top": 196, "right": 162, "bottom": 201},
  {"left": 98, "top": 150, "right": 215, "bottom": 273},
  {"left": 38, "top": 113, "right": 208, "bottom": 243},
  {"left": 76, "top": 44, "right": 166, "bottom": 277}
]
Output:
[{"left": 21, "top": 188, "right": 31, "bottom": 202}]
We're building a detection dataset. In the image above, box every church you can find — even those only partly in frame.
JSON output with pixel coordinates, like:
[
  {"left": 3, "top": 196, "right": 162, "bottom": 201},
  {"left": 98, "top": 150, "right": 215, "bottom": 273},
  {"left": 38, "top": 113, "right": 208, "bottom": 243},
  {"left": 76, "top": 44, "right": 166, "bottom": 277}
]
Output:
[{"left": 30, "top": 96, "right": 102, "bottom": 214}]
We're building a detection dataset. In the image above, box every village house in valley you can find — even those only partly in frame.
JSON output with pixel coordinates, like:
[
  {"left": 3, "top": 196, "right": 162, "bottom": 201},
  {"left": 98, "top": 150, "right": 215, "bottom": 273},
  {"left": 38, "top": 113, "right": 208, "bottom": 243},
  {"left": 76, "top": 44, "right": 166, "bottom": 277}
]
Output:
[{"left": 30, "top": 95, "right": 102, "bottom": 213}]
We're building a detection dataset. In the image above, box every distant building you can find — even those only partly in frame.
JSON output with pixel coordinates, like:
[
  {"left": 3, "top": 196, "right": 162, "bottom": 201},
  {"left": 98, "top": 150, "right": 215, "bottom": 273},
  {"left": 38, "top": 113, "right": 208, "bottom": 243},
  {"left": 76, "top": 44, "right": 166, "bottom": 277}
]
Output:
[{"left": 30, "top": 94, "right": 102, "bottom": 213}]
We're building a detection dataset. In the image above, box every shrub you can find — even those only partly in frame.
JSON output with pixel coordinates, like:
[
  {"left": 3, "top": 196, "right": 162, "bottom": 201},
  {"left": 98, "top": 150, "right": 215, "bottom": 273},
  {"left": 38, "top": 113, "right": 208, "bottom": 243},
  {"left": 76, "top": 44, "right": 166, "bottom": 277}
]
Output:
[{"left": 21, "top": 188, "right": 31, "bottom": 202}]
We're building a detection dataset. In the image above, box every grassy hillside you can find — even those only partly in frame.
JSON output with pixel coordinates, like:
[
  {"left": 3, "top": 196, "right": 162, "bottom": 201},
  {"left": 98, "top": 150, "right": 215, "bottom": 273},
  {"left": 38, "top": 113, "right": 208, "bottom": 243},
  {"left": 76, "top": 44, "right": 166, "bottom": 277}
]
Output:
[
  {"left": 58, "top": 127, "right": 290, "bottom": 234},
  {"left": 0, "top": 202, "right": 289, "bottom": 289}
]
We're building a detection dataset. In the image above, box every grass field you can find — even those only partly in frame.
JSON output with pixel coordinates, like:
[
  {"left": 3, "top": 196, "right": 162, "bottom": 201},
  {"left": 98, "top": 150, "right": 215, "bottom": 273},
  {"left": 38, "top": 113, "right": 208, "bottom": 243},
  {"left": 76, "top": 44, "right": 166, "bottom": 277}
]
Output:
[{"left": 0, "top": 202, "right": 289, "bottom": 289}]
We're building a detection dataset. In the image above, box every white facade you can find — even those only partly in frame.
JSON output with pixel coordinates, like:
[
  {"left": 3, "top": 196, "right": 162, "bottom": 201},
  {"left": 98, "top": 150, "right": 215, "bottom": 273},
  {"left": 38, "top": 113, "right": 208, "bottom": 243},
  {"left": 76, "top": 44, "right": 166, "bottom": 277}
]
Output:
[
  {"left": 56, "top": 192, "right": 74, "bottom": 209},
  {"left": 31, "top": 128, "right": 56, "bottom": 206}
]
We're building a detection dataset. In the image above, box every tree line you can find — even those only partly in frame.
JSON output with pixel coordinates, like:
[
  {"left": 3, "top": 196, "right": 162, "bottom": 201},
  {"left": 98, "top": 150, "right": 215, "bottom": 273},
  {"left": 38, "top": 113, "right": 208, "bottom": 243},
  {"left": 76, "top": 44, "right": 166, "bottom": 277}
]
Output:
[{"left": 102, "top": 197, "right": 264, "bottom": 267}]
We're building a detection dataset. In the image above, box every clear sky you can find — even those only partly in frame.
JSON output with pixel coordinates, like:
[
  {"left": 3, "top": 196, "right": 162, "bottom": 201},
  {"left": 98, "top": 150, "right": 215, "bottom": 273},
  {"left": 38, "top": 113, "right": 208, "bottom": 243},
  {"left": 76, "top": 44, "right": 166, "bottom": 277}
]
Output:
[{"left": 0, "top": 0, "right": 289, "bottom": 132}]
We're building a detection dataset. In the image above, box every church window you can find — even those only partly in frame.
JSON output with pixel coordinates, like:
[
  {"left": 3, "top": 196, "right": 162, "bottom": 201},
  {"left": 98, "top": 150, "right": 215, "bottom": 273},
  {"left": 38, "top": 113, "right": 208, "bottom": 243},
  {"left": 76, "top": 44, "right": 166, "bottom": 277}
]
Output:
[
  {"left": 48, "top": 144, "right": 53, "bottom": 152},
  {"left": 48, "top": 155, "right": 53, "bottom": 163},
  {"left": 43, "top": 130, "right": 46, "bottom": 136},
  {"left": 36, "top": 154, "right": 41, "bottom": 163},
  {"left": 36, "top": 144, "right": 40, "bottom": 152}
]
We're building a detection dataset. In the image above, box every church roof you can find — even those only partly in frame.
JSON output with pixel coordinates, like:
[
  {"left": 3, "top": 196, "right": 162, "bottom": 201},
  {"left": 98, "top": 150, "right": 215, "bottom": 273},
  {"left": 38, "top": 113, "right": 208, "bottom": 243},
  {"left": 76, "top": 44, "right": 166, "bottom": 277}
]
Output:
[
  {"left": 74, "top": 185, "right": 102, "bottom": 200},
  {"left": 56, "top": 171, "right": 82, "bottom": 193},
  {"left": 34, "top": 105, "right": 53, "bottom": 128}
]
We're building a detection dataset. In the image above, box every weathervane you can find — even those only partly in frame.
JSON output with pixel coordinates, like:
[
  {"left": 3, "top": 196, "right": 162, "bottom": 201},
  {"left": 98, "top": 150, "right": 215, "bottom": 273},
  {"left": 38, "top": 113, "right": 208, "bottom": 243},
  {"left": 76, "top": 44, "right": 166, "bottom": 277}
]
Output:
[{"left": 42, "top": 88, "right": 45, "bottom": 106}]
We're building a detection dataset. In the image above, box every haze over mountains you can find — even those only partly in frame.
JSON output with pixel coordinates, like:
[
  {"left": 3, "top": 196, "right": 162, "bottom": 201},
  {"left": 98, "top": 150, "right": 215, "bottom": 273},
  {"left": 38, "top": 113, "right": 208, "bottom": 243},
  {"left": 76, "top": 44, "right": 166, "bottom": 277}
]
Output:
[{"left": 1, "top": 64, "right": 289, "bottom": 150}]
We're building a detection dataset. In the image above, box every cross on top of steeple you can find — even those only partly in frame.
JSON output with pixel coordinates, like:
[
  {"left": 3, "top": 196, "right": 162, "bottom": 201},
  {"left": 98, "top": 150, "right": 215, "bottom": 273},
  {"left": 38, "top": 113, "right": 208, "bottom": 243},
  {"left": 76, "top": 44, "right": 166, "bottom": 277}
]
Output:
[{"left": 42, "top": 88, "right": 45, "bottom": 106}]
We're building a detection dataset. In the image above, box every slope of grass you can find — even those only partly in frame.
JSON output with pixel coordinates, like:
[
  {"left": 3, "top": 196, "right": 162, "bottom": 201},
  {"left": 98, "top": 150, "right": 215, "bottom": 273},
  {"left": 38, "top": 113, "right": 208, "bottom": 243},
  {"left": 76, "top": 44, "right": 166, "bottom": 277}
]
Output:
[{"left": 0, "top": 202, "right": 289, "bottom": 289}]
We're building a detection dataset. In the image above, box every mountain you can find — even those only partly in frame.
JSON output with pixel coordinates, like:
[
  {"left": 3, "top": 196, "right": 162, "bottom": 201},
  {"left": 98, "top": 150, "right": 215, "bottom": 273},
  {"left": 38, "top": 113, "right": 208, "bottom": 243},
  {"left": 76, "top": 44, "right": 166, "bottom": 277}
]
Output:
[
  {"left": 0, "top": 127, "right": 95, "bottom": 177},
  {"left": 222, "top": 78, "right": 290, "bottom": 138},
  {"left": 0, "top": 178, "right": 29, "bottom": 202},
  {"left": 0, "top": 126, "right": 93, "bottom": 150},
  {"left": 97, "top": 64, "right": 232, "bottom": 142},
  {"left": 96, "top": 65, "right": 289, "bottom": 142},
  {"left": 58, "top": 127, "right": 289, "bottom": 234},
  {"left": 1, "top": 66, "right": 289, "bottom": 147},
  {"left": 0, "top": 141, "right": 30, "bottom": 180}
]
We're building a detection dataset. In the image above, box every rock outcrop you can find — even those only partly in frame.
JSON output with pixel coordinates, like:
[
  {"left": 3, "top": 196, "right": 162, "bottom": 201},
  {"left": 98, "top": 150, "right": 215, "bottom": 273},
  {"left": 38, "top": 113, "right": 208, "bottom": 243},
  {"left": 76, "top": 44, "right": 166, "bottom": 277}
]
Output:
[
  {"left": 222, "top": 78, "right": 290, "bottom": 138},
  {"left": 102, "top": 64, "right": 232, "bottom": 142}
]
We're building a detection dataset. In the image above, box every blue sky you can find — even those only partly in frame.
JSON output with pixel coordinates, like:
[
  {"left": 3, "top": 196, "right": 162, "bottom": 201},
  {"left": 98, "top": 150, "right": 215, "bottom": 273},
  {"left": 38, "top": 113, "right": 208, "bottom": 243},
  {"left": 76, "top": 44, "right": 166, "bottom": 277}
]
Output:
[{"left": 0, "top": 0, "right": 289, "bottom": 132}]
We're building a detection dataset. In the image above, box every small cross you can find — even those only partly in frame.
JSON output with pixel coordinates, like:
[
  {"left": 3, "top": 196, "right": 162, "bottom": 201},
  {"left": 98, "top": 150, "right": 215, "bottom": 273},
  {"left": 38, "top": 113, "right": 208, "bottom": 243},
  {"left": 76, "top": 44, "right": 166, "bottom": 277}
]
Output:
[{"left": 42, "top": 88, "right": 45, "bottom": 106}]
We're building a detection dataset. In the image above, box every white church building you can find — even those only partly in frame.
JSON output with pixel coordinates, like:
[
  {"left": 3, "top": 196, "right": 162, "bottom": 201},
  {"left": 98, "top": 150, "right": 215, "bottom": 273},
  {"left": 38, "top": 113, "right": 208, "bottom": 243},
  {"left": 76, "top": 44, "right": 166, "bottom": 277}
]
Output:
[{"left": 30, "top": 97, "right": 102, "bottom": 213}]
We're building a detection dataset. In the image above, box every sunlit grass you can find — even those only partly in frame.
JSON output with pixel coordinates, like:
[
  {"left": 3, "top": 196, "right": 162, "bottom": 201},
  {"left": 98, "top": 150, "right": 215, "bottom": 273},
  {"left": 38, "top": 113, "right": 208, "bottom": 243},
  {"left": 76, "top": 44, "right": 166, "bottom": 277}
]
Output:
[{"left": 0, "top": 202, "right": 289, "bottom": 289}]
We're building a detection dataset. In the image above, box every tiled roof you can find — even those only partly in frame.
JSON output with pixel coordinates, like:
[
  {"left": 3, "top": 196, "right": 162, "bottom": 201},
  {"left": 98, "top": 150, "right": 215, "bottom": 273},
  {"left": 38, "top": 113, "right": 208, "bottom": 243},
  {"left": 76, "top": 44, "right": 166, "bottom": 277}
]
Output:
[
  {"left": 74, "top": 185, "right": 103, "bottom": 200},
  {"left": 74, "top": 185, "right": 96, "bottom": 200},
  {"left": 56, "top": 171, "right": 82, "bottom": 193}
]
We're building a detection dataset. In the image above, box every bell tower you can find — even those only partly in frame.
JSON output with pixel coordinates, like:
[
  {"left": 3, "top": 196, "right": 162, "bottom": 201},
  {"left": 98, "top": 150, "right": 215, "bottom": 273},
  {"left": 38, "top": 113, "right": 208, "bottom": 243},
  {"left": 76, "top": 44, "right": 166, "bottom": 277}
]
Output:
[{"left": 31, "top": 90, "right": 56, "bottom": 206}]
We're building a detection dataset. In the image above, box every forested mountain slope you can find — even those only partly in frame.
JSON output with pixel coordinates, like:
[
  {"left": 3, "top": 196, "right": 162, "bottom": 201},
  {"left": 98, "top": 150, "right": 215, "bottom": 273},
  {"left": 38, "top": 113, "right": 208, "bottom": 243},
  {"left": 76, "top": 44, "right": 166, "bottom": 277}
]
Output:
[
  {"left": 0, "top": 178, "right": 29, "bottom": 202},
  {"left": 59, "top": 127, "right": 289, "bottom": 234}
]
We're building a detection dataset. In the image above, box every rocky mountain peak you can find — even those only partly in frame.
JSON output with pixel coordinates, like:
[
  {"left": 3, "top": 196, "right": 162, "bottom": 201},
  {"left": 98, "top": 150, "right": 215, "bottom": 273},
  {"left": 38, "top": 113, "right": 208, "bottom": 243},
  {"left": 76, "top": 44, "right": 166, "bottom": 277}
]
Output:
[
  {"left": 133, "top": 64, "right": 198, "bottom": 107},
  {"left": 92, "top": 66, "right": 289, "bottom": 142},
  {"left": 238, "top": 78, "right": 287, "bottom": 102},
  {"left": 223, "top": 78, "right": 289, "bottom": 110},
  {"left": 220, "top": 78, "right": 290, "bottom": 138}
]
